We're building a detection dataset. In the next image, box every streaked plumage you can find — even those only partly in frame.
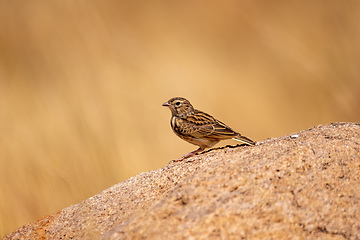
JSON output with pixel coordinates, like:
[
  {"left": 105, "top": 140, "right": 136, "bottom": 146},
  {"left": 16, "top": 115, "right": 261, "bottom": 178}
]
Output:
[{"left": 163, "top": 97, "right": 255, "bottom": 161}]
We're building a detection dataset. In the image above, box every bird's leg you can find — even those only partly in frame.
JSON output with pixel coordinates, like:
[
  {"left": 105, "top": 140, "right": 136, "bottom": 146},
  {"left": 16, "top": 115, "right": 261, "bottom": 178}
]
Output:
[{"left": 172, "top": 147, "right": 205, "bottom": 162}]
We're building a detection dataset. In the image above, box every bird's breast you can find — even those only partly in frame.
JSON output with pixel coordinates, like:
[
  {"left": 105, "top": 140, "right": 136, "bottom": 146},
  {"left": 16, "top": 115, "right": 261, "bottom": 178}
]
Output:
[{"left": 170, "top": 116, "right": 177, "bottom": 129}]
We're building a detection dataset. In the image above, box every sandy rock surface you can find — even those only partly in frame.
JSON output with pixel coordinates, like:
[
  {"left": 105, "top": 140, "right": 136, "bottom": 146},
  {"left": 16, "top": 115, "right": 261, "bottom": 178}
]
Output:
[{"left": 4, "top": 122, "right": 360, "bottom": 240}]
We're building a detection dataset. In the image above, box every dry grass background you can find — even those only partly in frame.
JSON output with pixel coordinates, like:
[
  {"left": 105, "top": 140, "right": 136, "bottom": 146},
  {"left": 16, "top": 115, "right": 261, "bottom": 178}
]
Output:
[{"left": 0, "top": 0, "right": 359, "bottom": 237}]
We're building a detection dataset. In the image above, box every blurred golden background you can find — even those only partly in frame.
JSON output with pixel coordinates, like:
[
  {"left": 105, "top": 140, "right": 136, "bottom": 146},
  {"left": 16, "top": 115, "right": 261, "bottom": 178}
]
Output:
[{"left": 1, "top": 0, "right": 360, "bottom": 237}]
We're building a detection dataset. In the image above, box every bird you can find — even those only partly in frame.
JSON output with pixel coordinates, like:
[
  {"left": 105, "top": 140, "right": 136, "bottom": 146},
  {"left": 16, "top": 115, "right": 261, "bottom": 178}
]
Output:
[{"left": 162, "top": 97, "right": 255, "bottom": 161}]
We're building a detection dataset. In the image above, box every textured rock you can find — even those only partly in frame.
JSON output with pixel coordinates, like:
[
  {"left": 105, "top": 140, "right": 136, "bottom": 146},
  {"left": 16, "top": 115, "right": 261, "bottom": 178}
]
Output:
[{"left": 4, "top": 122, "right": 360, "bottom": 240}]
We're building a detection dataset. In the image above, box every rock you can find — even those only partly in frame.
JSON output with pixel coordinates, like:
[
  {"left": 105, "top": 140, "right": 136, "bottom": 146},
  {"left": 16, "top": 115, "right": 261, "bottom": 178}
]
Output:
[{"left": 4, "top": 122, "right": 360, "bottom": 240}]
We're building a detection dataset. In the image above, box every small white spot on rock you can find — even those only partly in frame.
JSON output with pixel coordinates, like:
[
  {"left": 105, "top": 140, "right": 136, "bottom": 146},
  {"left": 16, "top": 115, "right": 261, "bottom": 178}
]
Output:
[{"left": 290, "top": 134, "right": 299, "bottom": 139}]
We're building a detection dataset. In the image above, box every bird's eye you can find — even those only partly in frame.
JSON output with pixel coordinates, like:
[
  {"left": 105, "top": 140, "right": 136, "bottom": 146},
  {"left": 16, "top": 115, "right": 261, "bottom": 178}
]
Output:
[{"left": 175, "top": 101, "right": 181, "bottom": 106}]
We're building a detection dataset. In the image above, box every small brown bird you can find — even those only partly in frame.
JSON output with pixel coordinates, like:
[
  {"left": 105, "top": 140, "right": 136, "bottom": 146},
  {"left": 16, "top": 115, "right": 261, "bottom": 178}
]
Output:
[{"left": 163, "top": 97, "right": 255, "bottom": 161}]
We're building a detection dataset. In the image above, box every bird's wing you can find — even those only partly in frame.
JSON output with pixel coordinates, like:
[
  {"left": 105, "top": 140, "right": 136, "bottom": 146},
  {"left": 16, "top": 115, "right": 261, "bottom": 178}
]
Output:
[{"left": 184, "top": 110, "right": 238, "bottom": 140}]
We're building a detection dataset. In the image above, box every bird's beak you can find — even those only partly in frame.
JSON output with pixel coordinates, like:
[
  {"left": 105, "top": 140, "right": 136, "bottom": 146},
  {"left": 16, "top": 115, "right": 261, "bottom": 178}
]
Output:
[{"left": 162, "top": 102, "right": 170, "bottom": 107}]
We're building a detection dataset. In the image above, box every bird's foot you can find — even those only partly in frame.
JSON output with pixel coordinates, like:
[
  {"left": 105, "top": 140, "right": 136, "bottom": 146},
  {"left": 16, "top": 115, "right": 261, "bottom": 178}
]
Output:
[
  {"left": 169, "top": 147, "right": 205, "bottom": 163},
  {"left": 170, "top": 152, "right": 195, "bottom": 163}
]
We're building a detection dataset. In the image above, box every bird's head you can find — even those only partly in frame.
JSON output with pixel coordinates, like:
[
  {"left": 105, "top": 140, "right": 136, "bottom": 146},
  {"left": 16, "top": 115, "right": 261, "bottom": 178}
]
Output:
[{"left": 162, "top": 97, "right": 194, "bottom": 117}]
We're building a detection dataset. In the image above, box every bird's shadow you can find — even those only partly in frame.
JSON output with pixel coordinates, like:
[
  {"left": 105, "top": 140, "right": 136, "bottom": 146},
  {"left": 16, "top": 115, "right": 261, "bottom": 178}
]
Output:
[{"left": 200, "top": 143, "right": 249, "bottom": 155}]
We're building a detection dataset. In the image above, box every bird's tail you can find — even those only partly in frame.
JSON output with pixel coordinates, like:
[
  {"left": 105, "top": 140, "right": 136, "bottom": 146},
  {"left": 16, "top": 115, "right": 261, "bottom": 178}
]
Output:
[{"left": 233, "top": 134, "right": 255, "bottom": 146}]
